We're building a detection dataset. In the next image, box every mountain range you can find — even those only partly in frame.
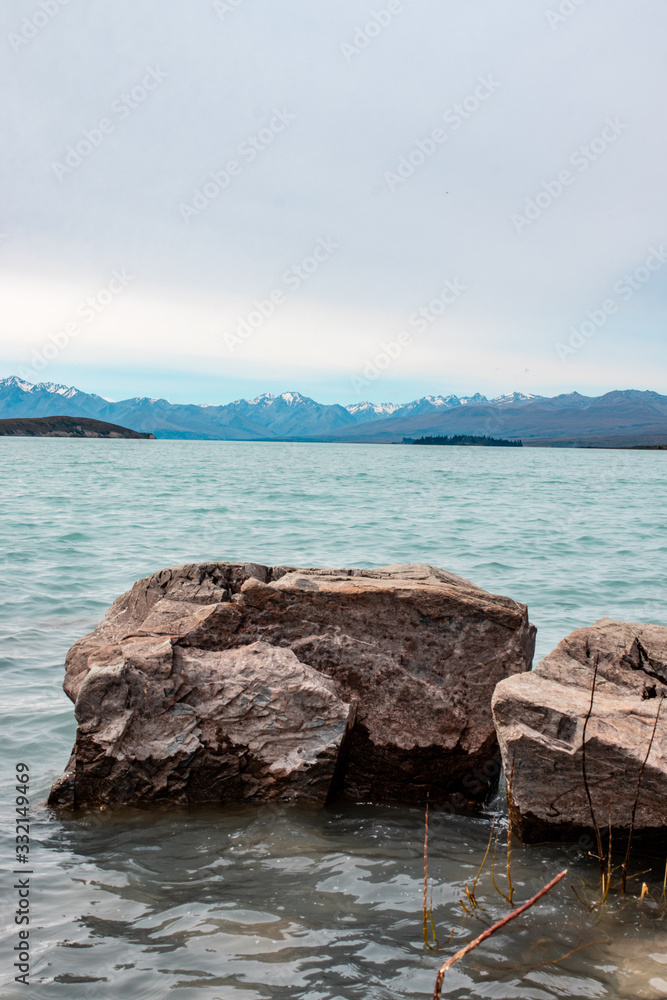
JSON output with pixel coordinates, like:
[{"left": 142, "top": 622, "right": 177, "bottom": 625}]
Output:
[{"left": 1, "top": 376, "right": 667, "bottom": 446}]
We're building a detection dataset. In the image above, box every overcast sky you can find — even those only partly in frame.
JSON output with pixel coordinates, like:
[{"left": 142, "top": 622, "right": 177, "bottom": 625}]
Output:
[{"left": 2, "top": 0, "right": 666, "bottom": 404}]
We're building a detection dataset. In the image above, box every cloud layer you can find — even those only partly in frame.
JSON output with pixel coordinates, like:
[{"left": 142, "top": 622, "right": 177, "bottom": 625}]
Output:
[{"left": 2, "top": 0, "right": 666, "bottom": 403}]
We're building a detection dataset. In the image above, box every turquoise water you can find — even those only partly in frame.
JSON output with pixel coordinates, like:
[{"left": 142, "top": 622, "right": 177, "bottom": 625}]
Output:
[{"left": 1, "top": 440, "right": 666, "bottom": 998}]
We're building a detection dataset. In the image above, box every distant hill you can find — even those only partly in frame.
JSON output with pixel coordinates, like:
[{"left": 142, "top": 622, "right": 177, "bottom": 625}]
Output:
[
  {"left": 1, "top": 377, "right": 666, "bottom": 446},
  {"left": 0, "top": 415, "right": 155, "bottom": 438}
]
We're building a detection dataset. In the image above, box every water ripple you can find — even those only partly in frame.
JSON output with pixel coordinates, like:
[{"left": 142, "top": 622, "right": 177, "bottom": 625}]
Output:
[{"left": 1, "top": 441, "right": 666, "bottom": 999}]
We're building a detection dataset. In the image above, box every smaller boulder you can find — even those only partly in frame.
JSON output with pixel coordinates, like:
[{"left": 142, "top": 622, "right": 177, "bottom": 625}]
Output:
[{"left": 492, "top": 618, "right": 667, "bottom": 843}]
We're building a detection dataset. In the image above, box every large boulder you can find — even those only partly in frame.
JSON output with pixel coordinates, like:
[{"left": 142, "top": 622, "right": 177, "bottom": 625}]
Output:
[
  {"left": 49, "top": 561, "right": 535, "bottom": 809},
  {"left": 492, "top": 618, "right": 667, "bottom": 843}
]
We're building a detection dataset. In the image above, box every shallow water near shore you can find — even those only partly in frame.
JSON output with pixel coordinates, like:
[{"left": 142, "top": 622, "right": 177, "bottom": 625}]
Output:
[{"left": 1, "top": 439, "right": 666, "bottom": 998}]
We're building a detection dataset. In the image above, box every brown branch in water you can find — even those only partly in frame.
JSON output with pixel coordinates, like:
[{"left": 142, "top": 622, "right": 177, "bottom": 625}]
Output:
[
  {"left": 621, "top": 692, "right": 664, "bottom": 893},
  {"left": 581, "top": 655, "right": 605, "bottom": 884},
  {"left": 431, "top": 870, "right": 568, "bottom": 1000}
]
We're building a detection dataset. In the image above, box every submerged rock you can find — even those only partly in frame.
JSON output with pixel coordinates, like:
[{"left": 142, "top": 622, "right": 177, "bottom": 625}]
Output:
[
  {"left": 492, "top": 618, "right": 667, "bottom": 843},
  {"left": 605, "top": 935, "right": 667, "bottom": 999},
  {"left": 49, "top": 561, "right": 535, "bottom": 810}
]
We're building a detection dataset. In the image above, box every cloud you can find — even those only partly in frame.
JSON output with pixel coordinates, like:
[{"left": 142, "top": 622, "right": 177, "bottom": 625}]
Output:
[{"left": 1, "top": 0, "right": 666, "bottom": 399}]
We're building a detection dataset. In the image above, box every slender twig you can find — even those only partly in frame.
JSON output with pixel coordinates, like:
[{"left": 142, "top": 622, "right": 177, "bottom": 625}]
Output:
[
  {"left": 462, "top": 819, "right": 496, "bottom": 912},
  {"left": 571, "top": 884, "right": 592, "bottom": 911},
  {"left": 423, "top": 803, "right": 429, "bottom": 938},
  {"left": 581, "top": 655, "right": 605, "bottom": 884},
  {"left": 662, "top": 859, "right": 667, "bottom": 905},
  {"left": 594, "top": 813, "right": 612, "bottom": 912},
  {"left": 423, "top": 802, "right": 439, "bottom": 950},
  {"left": 432, "top": 870, "right": 568, "bottom": 1000},
  {"left": 490, "top": 830, "right": 510, "bottom": 903},
  {"left": 506, "top": 759, "right": 515, "bottom": 905},
  {"left": 575, "top": 815, "right": 614, "bottom": 913},
  {"left": 429, "top": 882, "right": 438, "bottom": 944},
  {"left": 625, "top": 868, "right": 652, "bottom": 883},
  {"left": 472, "top": 820, "right": 496, "bottom": 899},
  {"left": 520, "top": 938, "right": 610, "bottom": 978},
  {"left": 621, "top": 693, "right": 664, "bottom": 893}
]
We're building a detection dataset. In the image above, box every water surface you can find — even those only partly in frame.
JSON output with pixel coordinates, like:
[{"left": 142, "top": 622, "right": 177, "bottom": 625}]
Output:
[{"left": 1, "top": 440, "right": 666, "bottom": 998}]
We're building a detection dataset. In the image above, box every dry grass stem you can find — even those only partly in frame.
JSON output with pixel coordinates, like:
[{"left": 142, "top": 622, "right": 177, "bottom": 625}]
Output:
[
  {"left": 597, "top": 815, "right": 613, "bottom": 910},
  {"left": 423, "top": 803, "right": 440, "bottom": 950},
  {"left": 570, "top": 882, "right": 601, "bottom": 913},
  {"left": 429, "top": 882, "right": 438, "bottom": 944},
  {"left": 490, "top": 829, "right": 511, "bottom": 903},
  {"left": 571, "top": 817, "right": 613, "bottom": 913},
  {"left": 461, "top": 819, "right": 496, "bottom": 912},
  {"left": 506, "top": 759, "right": 515, "bottom": 906}
]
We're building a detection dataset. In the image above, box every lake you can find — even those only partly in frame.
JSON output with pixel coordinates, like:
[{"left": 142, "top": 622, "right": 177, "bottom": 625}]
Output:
[{"left": 1, "top": 439, "right": 666, "bottom": 999}]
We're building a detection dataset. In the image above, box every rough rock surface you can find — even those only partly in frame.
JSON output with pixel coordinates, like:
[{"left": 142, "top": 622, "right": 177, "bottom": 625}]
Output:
[
  {"left": 50, "top": 561, "right": 535, "bottom": 809},
  {"left": 492, "top": 618, "right": 667, "bottom": 843},
  {"left": 49, "top": 640, "right": 354, "bottom": 808}
]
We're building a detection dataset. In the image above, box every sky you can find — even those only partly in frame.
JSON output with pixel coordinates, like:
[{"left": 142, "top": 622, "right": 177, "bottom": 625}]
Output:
[{"left": 2, "top": 0, "right": 666, "bottom": 406}]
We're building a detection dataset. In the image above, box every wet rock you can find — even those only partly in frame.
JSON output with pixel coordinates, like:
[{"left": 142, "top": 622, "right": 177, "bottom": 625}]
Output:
[
  {"left": 49, "top": 639, "right": 354, "bottom": 809},
  {"left": 492, "top": 618, "right": 667, "bottom": 843},
  {"left": 50, "top": 561, "right": 535, "bottom": 809}
]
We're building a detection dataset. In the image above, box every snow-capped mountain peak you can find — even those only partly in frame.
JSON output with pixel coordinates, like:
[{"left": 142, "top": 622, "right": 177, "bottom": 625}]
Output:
[
  {"left": 458, "top": 393, "right": 489, "bottom": 405},
  {"left": 246, "top": 393, "right": 277, "bottom": 406},
  {"left": 424, "top": 394, "right": 458, "bottom": 407},
  {"left": 236, "top": 392, "right": 312, "bottom": 409},
  {"left": 391, "top": 394, "right": 484, "bottom": 418},
  {"left": 40, "top": 381, "right": 79, "bottom": 397},
  {"left": 491, "top": 391, "right": 543, "bottom": 405},
  {"left": 1, "top": 376, "right": 36, "bottom": 392},
  {"left": 1, "top": 376, "right": 80, "bottom": 396},
  {"left": 345, "top": 401, "right": 401, "bottom": 421},
  {"left": 277, "top": 391, "right": 311, "bottom": 406}
]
